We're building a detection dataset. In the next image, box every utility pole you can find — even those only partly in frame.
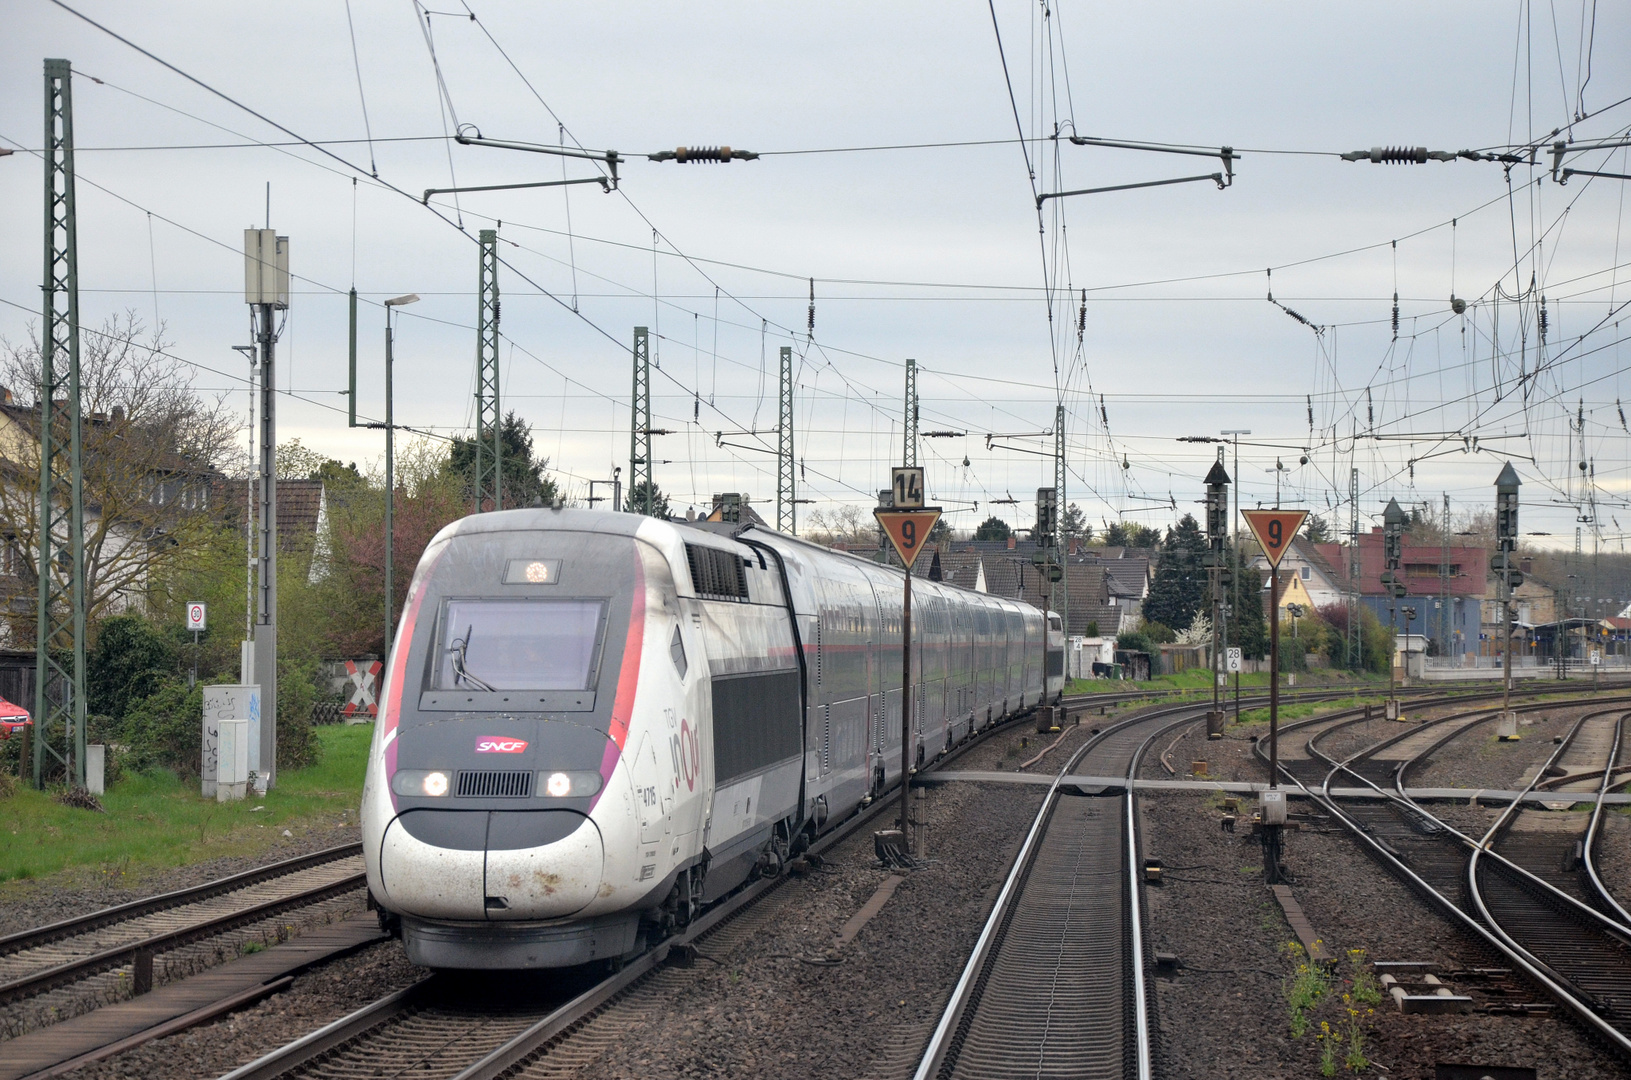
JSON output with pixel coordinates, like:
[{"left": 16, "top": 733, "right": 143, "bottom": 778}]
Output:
[
  {"left": 630, "top": 327, "right": 651, "bottom": 514},
  {"left": 35, "top": 58, "right": 87, "bottom": 789},
  {"left": 244, "top": 226, "right": 288, "bottom": 791},
  {"left": 778, "top": 346, "right": 795, "bottom": 533},
  {"left": 474, "top": 229, "right": 502, "bottom": 512},
  {"left": 379, "top": 294, "right": 419, "bottom": 674}
]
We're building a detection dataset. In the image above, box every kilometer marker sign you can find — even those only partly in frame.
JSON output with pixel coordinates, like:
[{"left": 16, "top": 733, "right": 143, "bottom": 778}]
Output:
[
  {"left": 874, "top": 507, "right": 942, "bottom": 570},
  {"left": 1241, "top": 509, "right": 1309, "bottom": 569}
]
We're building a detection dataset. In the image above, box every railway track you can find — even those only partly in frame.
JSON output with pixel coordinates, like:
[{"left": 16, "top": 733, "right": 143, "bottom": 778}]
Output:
[
  {"left": 1283, "top": 694, "right": 1631, "bottom": 1057},
  {"left": 0, "top": 844, "right": 364, "bottom": 1012},
  {"left": 910, "top": 698, "right": 1231, "bottom": 1080},
  {"left": 206, "top": 682, "right": 1581, "bottom": 1080},
  {"left": 217, "top": 691, "right": 1123, "bottom": 1080}
]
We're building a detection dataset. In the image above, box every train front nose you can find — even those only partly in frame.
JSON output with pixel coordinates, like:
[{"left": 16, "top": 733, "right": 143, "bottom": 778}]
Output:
[{"left": 379, "top": 809, "right": 605, "bottom": 920}]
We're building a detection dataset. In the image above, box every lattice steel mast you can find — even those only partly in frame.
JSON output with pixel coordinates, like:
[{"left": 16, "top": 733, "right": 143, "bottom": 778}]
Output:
[
  {"left": 474, "top": 229, "right": 502, "bottom": 511},
  {"left": 35, "top": 58, "right": 87, "bottom": 789},
  {"left": 1347, "top": 466, "right": 1362, "bottom": 669},
  {"left": 630, "top": 326, "right": 651, "bottom": 514},
  {"left": 1055, "top": 403, "right": 1068, "bottom": 629},
  {"left": 777, "top": 345, "right": 794, "bottom": 533},
  {"left": 903, "top": 358, "right": 918, "bottom": 468}
]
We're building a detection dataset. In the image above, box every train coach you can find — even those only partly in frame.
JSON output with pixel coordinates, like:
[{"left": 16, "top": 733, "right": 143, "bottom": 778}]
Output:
[{"left": 361, "top": 507, "right": 1063, "bottom": 970}]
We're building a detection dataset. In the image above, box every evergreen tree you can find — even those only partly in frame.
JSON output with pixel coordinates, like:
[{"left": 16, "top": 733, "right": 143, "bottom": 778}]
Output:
[
  {"left": 623, "top": 480, "right": 672, "bottom": 519},
  {"left": 1061, "top": 502, "right": 1090, "bottom": 543},
  {"left": 449, "top": 410, "right": 560, "bottom": 508},
  {"left": 1142, "top": 514, "right": 1209, "bottom": 630},
  {"left": 1228, "top": 562, "right": 1270, "bottom": 659},
  {"left": 1304, "top": 513, "right": 1333, "bottom": 544},
  {"left": 974, "top": 516, "right": 1012, "bottom": 541}
]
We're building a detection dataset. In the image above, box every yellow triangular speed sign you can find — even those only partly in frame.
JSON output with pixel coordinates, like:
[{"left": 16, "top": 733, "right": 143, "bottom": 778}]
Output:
[
  {"left": 874, "top": 508, "right": 941, "bottom": 569},
  {"left": 1241, "top": 509, "right": 1309, "bottom": 569}
]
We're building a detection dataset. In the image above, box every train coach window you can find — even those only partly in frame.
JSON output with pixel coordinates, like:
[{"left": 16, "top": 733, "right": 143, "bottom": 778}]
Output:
[
  {"left": 435, "top": 599, "right": 606, "bottom": 691},
  {"left": 670, "top": 625, "right": 688, "bottom": 679}
]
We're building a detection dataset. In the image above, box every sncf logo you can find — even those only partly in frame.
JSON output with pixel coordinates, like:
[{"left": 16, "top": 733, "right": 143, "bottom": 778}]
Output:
[{"left": 475, "top": 737, "right": 529, "bottom": 754}]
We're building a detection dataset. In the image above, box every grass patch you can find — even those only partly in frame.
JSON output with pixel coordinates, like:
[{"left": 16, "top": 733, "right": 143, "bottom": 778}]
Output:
[
  {"left": 1230, "top": 699, "right": 1360, "bottom": 730},
  {"left": 0, "top": 725, "right": 371, "bottom": 885},
  {"left": 1066, "top": 669, "right": 1386, "bottom": 698}
]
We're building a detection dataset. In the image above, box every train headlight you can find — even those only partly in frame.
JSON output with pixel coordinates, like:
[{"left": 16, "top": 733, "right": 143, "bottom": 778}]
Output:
[
  {"left": 391, "top": 770, "right": 451, "bottom": 797},
  {"left": 537, "top": 770, "right": 602, "bottom": 798}
]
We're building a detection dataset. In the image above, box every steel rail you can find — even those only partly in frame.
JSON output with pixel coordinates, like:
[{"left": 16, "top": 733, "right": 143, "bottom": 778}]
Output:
[
  {"left": 218, "top": 693, "right": 1107, "bottom": 1080},
  {"left": 1582, "top": 713, "right": 1631, "bottom": 927},
  {"left": 0, "top": 870, "right": 366, "bottom": 1005},
  {"left": 1280, "top": 701, "right": 1631, "bottom": 1057},
  {"left": 0, "top": 843, "right": 362, "bottom": 958},
  {"left": 1276, "top": 766, "right": 1631, "bottom": 1057},
  {"left": 911, "top": 697, "right": 1215, "bottom": 1080},
  {"left": 1303, "top": 700, "right": 1631, "bottom": 941}
]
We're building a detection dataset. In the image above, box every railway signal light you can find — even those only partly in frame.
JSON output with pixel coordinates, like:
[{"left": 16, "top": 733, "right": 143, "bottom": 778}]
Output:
[
  {"left": 1495, "top": 463, "right": 1521, "bottom": 552},
  {"left": 1382, "top": 498, "right": 1405, "bottom": 571},
  {"left": 1035, "top": 487, "right": 1057, "bottom": 546}
]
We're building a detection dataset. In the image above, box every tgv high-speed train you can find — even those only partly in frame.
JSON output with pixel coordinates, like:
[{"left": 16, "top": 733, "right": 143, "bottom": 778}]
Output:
[{"left": 362, "top": 507, "right": 1064, "bottom": 969}]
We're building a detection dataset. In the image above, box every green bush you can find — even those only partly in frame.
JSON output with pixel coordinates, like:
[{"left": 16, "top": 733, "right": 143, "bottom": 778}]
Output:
[
  {"left": 277, "top": 658, "right": 322, "bottom": 772},
  {"left": 88, "top": 615, "right": 176, "bottom": 722},
  {"left": 1142, "top": 621, "right": 1177, "bottom": 645},
  {"left": 120, "top": 678, "right": 205, "bottom": 776}
]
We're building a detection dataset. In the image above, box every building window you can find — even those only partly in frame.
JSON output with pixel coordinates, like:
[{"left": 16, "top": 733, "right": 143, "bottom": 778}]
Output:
[{"left": 1300, "top": 566, "right": 1311, "bottom": 580}]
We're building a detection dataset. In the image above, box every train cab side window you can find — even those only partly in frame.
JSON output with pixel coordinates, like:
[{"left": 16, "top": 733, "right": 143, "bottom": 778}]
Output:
[{"left": 670, "top": 625, "right": 688, "bottom": 679}]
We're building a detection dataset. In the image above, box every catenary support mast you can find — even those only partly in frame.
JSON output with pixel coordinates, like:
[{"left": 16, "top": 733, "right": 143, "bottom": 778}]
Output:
[
  {"left": 778, "top": 346, "right": 794, "bottom": 533},
  {"left": 474, "top": 229, "right": 502, "bottom": 512},
  {"left": 630, "top": 327, "right": 651, "bottom": 514},
  {"left": 35, "top": 58, "right": 87, "bottom": 789}
]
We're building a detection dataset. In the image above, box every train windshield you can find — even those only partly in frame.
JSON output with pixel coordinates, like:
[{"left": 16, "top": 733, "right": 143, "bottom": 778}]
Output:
[{"left": 435, "top": 599, "right": 606, "bottom": 691}]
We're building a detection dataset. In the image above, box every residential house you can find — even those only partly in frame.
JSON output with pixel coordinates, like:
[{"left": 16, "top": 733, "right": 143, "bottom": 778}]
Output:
[
  {"left": 1313, "top": 529, "right": 1488, "bottom": 657},
  {"left": 1248, "top": 536, "right": 1347, "bottom": 610},
  {"left": 0, "top": 392, "right": 219, "bottom": 645}
]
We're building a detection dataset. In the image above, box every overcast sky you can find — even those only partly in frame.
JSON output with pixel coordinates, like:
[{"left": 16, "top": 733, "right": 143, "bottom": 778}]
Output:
[{"left": 3, "top": 1, "right": 1629, "bottom": 550}]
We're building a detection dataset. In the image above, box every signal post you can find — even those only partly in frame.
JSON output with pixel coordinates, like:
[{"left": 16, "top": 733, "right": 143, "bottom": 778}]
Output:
[
  {"left": 875, "top": 466, "right": 940, "bottom": 866},
  {"left": 1242, "top": 507, "right": 1308, "bottom": 885}
]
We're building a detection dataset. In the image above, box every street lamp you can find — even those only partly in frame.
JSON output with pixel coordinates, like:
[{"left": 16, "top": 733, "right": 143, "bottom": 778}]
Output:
[
  {"left": 1222, "top": 429, "right": 1250, "bottom": 719},
  {"left": 1204, "top": 451, "right": 1231, "bottom": 737},
  {"left": 382, "top": 294, "right": 419, "bottom": 666}
]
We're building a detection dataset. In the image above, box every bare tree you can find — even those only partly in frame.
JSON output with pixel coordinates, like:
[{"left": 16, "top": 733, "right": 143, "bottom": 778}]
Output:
[{"left": 0, "top": 312, "right": 239, "bottom": 640}]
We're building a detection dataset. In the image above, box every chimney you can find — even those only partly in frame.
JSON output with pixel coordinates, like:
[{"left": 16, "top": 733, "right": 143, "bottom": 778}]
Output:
[
  {"left": 1519, "top": 556, "right": 1532, "bottom": 575},
  {"left": 111, "top": 405, "right": 125, "bottom": 422},
  {"left": 1007, "top": 535, "right": 1016, "bottom": 550},
  {"left": 0, "top": 386, "right": 11, "bottom": 405}
]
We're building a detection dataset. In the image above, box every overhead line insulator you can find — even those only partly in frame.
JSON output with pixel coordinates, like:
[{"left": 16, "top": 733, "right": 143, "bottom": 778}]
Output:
[
  {"left": 649, "top": 146, "right": 760, "bottom": 163},
  {"left": 1340, "top": 146, "right": 1460, "bottom": 164}
]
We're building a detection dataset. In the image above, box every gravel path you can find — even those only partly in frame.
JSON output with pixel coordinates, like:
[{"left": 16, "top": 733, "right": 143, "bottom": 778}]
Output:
[
  {"left": 1141, "top": 790, "right": 1627, "bottom": 1079},
  {"left": 1410, "top": 705, "right": 1595, "bottom": 790}
]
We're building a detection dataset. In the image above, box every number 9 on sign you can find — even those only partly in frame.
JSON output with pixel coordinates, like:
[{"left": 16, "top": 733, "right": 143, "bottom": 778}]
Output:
[
  {"left": 1267, "top": 519, "right": 1282, "bottom": 548},
  {"left": 901, "top": 519, "right": 916, "bottom": 548}
]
